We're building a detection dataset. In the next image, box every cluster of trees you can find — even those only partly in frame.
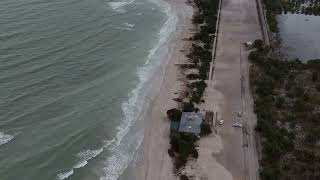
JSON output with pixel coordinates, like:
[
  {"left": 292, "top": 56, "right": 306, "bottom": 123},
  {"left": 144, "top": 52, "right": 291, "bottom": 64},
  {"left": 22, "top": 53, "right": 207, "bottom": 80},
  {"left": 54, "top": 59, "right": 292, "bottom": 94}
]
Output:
[
  {"left": 263, "top": 0, "right": 320, "bottom": 32},
  {"left": 166, "top": 108, "right": 211, "bottom": 174},
  {"left": 184, "top": 0, "right": 220, "bottom": 106},
  {"left": 249, "top": 40, "right": 320, "bottom": 179},
  {"left": 263, "top": 0, "right": 282, "bottom": 32},
  {"left": 165, "top": 1, "right": 220, "bottom": 178},
  {"left": 166, "top": 108, "right": 199, "bottom": 175},
  {"left": 187, "top": 81, "right": 207, "bottom": 104},
  {"left": 168, "top": 132, "right": 199, "bottom": 171},
  {"left": 282, "top": 0, "right": 320, "bottom": 15}
]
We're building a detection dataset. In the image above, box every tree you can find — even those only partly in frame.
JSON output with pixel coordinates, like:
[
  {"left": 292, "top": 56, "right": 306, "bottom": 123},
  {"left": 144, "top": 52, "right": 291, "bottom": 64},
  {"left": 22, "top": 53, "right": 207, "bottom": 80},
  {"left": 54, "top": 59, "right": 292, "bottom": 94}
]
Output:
[
  {"left": 254, "top": 39, "right": 264, "bottom": 50},
  {"left": 167, "top": 109, "right": 182, "bottom": 121},
  {"left": 183, "top": 102, "right": 194, "bottom": 112}
]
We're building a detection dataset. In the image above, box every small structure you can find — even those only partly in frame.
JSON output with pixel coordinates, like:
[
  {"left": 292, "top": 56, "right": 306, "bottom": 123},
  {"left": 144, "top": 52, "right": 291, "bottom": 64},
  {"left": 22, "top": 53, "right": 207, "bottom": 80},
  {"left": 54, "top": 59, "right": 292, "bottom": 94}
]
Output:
[
  {"left": 245, "top": 41, "right": 253, "bottom": 48},
  {"left": 178, "top": 112, "right": 202, "bottom": 136},
  {"left": 204, "top": 111, "right": 214, "bottom": 127}
]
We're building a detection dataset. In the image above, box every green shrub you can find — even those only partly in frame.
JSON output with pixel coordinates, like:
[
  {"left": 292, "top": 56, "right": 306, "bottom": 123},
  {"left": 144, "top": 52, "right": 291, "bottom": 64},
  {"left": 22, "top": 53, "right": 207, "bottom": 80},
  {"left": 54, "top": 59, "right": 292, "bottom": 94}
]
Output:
[
  {"left": 170, "top": 133, "right": 198, "bottom": 170},
  {"left": 253, "top": 39, "right": 264, "bottom": 50},
  {"left": 167, "top": 108, "right": 182, "bottom": 121},
  {"left": 190, "top": 81, "right": 207, "bottom": 103},
  {"left": 186, "top": 73, "right": 200, "bottom": 80},
  {"left": 180, "top": 175, "right": 189, "bottom": 180},
  {"left": 183, "top": 102, "right": 194, "bottom": 112}
]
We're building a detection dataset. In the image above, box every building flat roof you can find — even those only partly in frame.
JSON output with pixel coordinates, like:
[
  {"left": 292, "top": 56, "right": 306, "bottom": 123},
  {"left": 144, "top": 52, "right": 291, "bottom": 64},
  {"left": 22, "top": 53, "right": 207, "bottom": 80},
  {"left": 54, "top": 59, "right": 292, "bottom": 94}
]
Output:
[{"left": 178, "top": 112, "right": 202, "bottom": 135}]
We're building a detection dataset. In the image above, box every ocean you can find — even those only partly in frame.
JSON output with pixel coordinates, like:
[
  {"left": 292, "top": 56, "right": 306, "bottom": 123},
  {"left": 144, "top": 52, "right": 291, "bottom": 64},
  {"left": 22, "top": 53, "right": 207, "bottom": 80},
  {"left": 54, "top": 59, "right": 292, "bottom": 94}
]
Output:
[{"left": 0, "top": 0, "right": 177, "bottom": 179}]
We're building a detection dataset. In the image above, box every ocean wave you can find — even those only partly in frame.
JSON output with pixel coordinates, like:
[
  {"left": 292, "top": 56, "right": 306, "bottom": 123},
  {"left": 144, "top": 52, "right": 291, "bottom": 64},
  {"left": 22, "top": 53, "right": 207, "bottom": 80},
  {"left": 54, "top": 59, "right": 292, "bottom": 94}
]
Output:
[
  {"left": 99, "top": 0, "right": 178, "bottom": 179},
  {"left": 108, "top": 0, "right": 135, "bottom": 10},
  {"left": 115, "top": 27, "right": 133, "bottom": 31},
  {"left": 115, "top": 23, "right": 136, "bottom": 31},
  {"left": 98, "top": 35, "right": 156, "bottom": 180},
  {"left": 56, "top": 139, "right": 115, "bottom": 179},
  {"left": 57, "top": 170, "right": 73, "bottom": 180},
  {"left": 123, "top": 23, "right": 135, "bottom": 28},
  {"left": 73, "top": 149, "right": 103, "bottom": 169},
  {"left": 145, "top": 0, "right": 178, "bottom": 64},
  {"left": 100, "top": 130, "right": 144, "bottom": 180},
  {"left": 0, "top": 132, "right": 14, "bottom": 146}
]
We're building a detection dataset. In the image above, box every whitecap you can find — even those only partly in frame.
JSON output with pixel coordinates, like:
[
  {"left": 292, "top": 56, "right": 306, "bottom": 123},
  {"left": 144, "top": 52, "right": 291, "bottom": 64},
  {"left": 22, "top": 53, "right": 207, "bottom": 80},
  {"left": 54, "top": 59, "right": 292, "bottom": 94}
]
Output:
[
  {"left": 115, "top": 27, "right": 133, "bottom": 31},
  {"left": 0, "top": 132, "right": 14, "bottom": 146},
  {"left": 57, "top": 170, "right": 73, "bottom": 180},
  {"left": 145, "top": 0, "right": 178, "bottom": 65},
  {"left": 73, "top": 148, "right": 103, "bottom": 169},
  {"left": 56, "top": 139, "right": 115, "bottom": 179},
  {"left": 100, "top": 130, "right": 144, "bottom": 180},
  {"left": 109, "top": 0, "right": 135, "bottom": 10},
  {"left": 73, "top": 161, "right": 88, "bottom": 169},
  {"left": 123, "top": 23, "right": 135, "bottom": 28}
]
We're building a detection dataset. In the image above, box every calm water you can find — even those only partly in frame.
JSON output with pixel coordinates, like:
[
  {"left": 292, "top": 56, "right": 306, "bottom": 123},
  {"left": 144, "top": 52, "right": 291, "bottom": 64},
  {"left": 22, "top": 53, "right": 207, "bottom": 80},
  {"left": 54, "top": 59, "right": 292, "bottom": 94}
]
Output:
[
  {"left": 277, "top": 13, "right": 320, "bottom": 60},
  {"left": 0, "top": 0, "right": 176, "bottom": 179}
]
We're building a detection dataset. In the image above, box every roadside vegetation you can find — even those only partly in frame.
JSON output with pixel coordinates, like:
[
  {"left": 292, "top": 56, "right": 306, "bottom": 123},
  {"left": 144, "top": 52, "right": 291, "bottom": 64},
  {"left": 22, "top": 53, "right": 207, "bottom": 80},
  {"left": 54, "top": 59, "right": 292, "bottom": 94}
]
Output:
[
  {"left": 165, "top": 0, "right": 220, "bottom": 179},
  {"left": 184, "top": 0, "right": 220, "bottom": 105},
  {"left": 249, "top": 40, "right": 320, "bottom": 179}
]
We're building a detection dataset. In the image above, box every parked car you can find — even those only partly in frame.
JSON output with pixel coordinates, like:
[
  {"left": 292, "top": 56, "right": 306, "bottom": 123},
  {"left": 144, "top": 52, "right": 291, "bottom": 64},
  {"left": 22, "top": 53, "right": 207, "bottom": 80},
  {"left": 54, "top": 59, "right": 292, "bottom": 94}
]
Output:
[{"left": 232, "top": 123, "right": 243, "bottom": 127}]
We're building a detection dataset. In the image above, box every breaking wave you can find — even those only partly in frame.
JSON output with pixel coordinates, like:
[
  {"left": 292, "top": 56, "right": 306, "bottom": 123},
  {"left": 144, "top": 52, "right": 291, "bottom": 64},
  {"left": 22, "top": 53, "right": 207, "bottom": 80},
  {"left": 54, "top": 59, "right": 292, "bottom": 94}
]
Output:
[
  {"left": 99, "top": 0, "right": 178, "bottom": 179},
  {"left": 0, "top": 132, "right": 14, "bottom": 146},
  {"left": 109, "top": 0, "right": 135, "bottom": 10}
]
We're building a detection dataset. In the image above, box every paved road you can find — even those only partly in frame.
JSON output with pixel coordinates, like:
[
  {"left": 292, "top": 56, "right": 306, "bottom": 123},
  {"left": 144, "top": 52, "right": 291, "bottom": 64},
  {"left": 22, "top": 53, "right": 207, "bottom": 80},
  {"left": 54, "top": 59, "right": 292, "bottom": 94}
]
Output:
[{"left": 212, "top": 0, "right": 261, "bottom": 178}]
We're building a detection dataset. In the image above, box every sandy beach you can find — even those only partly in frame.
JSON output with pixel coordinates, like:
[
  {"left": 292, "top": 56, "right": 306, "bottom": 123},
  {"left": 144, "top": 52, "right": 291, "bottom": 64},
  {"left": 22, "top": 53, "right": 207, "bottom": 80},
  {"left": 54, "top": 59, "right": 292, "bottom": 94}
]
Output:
[{"left": 136, "top": 0, "right": 193, "bottom": 180}]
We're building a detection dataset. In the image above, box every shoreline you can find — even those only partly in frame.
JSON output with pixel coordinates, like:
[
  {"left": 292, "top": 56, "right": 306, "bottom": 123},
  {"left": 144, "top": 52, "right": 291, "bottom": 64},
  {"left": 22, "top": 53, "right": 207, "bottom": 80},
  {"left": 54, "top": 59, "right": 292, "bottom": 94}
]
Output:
[
  {"left": 135, "top": 0, "right": 236, "bottom": 179},
  {"left": 135, "top": 0, "right": 194, "bottom": 179}
]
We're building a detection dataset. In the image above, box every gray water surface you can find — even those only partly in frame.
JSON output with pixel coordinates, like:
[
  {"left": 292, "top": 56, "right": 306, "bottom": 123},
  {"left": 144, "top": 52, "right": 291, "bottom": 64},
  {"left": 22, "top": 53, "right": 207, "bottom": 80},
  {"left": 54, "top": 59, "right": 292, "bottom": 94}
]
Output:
[
  {"left": 278, "top": 13, "right": 320, "bottom": 60},
  {"left": 0, "top": 0, "right": 167, "bottom": 179}
]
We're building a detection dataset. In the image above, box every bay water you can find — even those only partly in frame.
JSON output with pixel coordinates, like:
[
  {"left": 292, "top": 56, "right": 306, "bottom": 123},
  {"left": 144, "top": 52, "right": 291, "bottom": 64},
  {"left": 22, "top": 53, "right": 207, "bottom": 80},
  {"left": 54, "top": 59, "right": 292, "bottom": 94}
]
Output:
[{"left": 277, "top": 13, "right": 320, "bottom": 60}]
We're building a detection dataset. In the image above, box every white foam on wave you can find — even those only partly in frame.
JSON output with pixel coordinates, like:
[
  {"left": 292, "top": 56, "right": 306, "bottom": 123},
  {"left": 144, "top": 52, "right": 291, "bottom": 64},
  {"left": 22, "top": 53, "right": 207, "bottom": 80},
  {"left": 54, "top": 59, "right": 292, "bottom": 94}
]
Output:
[
  {"left": 73, "top": 147, "right": 105, "bottom": 169},
  {"left": 99, "top": 0, "right": 178, "bottom": 180},
  {"left": 100, "top": 130, "right": 144, "bottom": 180},
  {"left": 123, "top": 23, "right": 135, "bottom": 28},
  {"left": 115, "top": 23, "right": 136, "bottom": 31},
  {"left": 56, "top": 139, "right": 115, "bottom": 179},
  {"left": 145, "top": 0, "right": 178, "bottom": 65},
  {"left": 115, "top": 27, "right": 133, "bottom": 31},
  {"left": 0, "top": 132, "right": 14, "bottom": 146},
  {"left": 109, "top": 0, "right": 135, "bottom": 10},
  {"left": 57, "top": 170, "right": 73, "bottom": 180}
]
